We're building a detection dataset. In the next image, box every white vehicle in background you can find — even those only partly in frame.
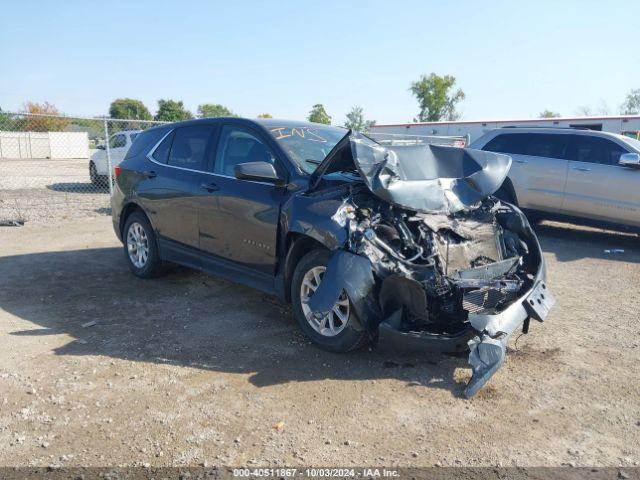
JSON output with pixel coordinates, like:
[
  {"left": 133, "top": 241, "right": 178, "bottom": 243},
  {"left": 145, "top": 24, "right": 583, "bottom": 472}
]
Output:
[
  {"left": 471, "top": 127, "right": 640, "bottom": 229},
  {"left": 89, "top": 130, "right": 140, "bottom": 186}
]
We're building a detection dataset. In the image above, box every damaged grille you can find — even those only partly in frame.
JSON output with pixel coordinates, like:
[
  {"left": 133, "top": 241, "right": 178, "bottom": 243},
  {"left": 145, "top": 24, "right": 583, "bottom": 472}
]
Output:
[{"left": 462, "top": 285, "right": 520, "bottom": 314}]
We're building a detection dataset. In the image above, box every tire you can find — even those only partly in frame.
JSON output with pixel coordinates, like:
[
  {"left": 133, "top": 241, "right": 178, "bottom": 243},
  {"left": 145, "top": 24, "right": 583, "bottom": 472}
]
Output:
[
  {"left": 122, "top": 211, "right": 162, "bottom": 278},
  {"left": 89, "top": 162, "right": 107, "bottom": 188},
  {"left": 291, "top": 249, "right": 370, "bottom": 352},
  {"left": 494, "top": 182, "right": 516, "bottom": 205}
]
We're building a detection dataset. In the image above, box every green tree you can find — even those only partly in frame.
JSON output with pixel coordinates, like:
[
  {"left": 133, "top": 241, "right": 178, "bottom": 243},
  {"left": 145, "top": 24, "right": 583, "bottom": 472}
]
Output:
[
  {"left": 538, "top": 109, "right": 561, "bottom": 118},
  {"left": 0, "top": 106, "right": 10, "bottom": 129},
  {"left": 620, "top": 89, "right": 640, "bottom": 115},
  {"left": 109, "top": 98, "right": 152, "bottom": 120},
  {"left": 343, "top": 106, "right": 376, "bottom": 133},
  {"left": 307, "top": 104, "right": 331, "bottom": 124},
  {"left": 409, "top": 73, "right": 465, "bottom": 122},
  {"left": 257, "top": 113, "right": 273, "bottom": 118},
  {"left": 154, "top": 99, "right": 193, "bottom": 122},
  {"left": 197, "top": 103, "right": 236, "bottom": 118}
]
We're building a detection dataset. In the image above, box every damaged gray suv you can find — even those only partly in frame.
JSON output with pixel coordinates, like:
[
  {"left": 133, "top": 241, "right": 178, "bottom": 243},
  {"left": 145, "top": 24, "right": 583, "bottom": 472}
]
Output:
[{"left": 111, "top": 118, "right": 555, "bottom": 397}]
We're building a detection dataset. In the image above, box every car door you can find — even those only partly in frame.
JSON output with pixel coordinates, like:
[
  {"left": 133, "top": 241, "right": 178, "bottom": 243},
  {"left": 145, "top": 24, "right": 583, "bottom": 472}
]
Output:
[
  {"left": 562, "top": 134, "right": 640, "bottom": 226},
  {"left": 138, "top": 124, "right": 219, "bottom": 248},
  {"left": 198, "top": 124, "right": 284, "bottom": 275},
  {"left": 482, "top": 132, "right": 569, "bottom": 212}
]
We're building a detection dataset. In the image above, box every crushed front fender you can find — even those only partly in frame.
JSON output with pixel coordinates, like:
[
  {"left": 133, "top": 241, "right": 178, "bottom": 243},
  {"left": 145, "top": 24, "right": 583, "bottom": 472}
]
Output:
[{"left": 306, "top": 249, "right": 379, "bottom": 331}]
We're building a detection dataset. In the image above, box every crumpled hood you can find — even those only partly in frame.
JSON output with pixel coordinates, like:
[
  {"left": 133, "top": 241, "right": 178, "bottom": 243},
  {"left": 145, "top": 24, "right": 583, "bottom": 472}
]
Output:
[{"left": 311, "top": 132, "right": 512, "bottom": 214}]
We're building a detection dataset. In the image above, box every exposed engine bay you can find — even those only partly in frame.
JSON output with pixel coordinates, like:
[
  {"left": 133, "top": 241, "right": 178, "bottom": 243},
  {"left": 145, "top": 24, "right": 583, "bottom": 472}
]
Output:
[
  {"left": 306, "top": 132, "right": 555, "bottom": 397},
  {"left": 333, "top": 186, "right": 532, "bottom": 330}
]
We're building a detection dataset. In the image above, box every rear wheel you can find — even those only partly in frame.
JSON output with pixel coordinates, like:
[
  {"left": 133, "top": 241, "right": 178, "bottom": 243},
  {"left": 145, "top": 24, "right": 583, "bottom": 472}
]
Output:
[
  {"left": 89, "top": 162, "right": 107, "bottom": 188},
  {"left": 122, "top": 211, "right": 162, "bottom": 278},
  {"left": 291, "top": 249, "right": 369, "bottom": 352}
]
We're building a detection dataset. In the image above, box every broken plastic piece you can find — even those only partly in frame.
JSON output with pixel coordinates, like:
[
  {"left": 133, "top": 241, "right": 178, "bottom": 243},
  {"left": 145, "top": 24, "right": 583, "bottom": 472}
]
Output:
[
  {"left": 306, "top": 250, "right": 376, "bottom": 323},
  {"left": 465, "top": 334, "right": 507, "bottom": 398}
]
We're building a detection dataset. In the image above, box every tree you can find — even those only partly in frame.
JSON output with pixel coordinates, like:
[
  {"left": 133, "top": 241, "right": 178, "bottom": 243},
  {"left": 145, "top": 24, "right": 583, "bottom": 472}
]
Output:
[
  {"left": 197, "top": 103, "right": 236, "bottom": 118},
  {"left": 0, "top": 106, "right": 10, "bottom": 129},
  {"left": 20, "top": 101, "right": 69, "bottom": 131},
  {"left": 596, "top": 100, "right": 611, "bottom": 115},
  {"left": 575, "top": 105, "right": 593, "bottom": 116},
  {"left": 257, "top": 113, "right": 273, "bottom": 118},
  {"left": 307, "top": 104, "right": 331, "bottom": 124},
  {"left": 154, "top": 99, "right": 193, "bottom": 122},
  {"left": 343, "top": 106, "right": 376, "bottom": 133},
  {"left": 109, "top": 98, "right": 152, "bottom": 120},
  {"left": 620, "top": 89, "right": 640, "bottom": 115},
  {"left": 409, "top": 73, "right": 465, "bottom": 122},
  {"left": 575, "top": 100, "right": 610, "bottom": 116},
  {"left": 538, "top": 110, "right": 561, "bottom": 118}
]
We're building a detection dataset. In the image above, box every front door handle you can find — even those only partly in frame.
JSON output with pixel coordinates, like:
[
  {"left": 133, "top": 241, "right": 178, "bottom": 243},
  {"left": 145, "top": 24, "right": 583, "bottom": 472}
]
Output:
[
  {"left": 514, "top": 159, "right": 528, "bottom": 164},
  {"left": 572, "top": 167, "right": 591, "bottom": 172},
  {"left": 141, "top": 170, "right": 157, "bottom": 178},
  {"left": 200, "top": 182, "right": 219, "bottom": 192}
]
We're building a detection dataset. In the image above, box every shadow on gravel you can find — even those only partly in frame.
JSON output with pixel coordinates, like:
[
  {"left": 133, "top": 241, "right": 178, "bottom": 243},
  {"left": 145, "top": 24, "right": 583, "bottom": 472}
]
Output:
[
  {"left": 0, "top": 247, "right": 469, "bottom": 397},
  {"left": 47, "top": 182, "right": 109, "bottom": 194},
  {"left": 534, "top": 221, "right": 640, "bottom": 263}
]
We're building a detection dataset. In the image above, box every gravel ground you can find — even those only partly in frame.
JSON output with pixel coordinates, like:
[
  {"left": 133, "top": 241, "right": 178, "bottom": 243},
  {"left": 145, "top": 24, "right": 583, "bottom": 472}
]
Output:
[
  {"left": 0, "top": 158, "right": 110, "bottom": 223},
  {"left": 0, "top": 216, "right": 638, "bottom": 468}
]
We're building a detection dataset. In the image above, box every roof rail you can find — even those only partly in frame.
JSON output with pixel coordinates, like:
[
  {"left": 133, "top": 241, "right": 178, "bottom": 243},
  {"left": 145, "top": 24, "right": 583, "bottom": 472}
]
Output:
[{"left": 501, "top": 125, "right": 591, "bottom": 130}]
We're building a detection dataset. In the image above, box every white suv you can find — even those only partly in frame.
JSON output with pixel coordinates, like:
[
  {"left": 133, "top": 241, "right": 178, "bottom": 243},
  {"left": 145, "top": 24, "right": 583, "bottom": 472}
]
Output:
[
  {"left": 471, "top": 127, "right": 640, "bottom": 229},
  {"left": 89, "top": 130, "right": 140, "bottom": 186}
]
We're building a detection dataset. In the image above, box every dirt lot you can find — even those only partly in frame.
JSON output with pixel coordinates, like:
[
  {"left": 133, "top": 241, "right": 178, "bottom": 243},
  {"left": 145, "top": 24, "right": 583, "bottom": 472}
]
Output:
[
  {"left": 0, "top": 158, "right": 110, "bottom": 223},
  {"left": 0, "top": 216, "right": 639, "bottom": 468}
]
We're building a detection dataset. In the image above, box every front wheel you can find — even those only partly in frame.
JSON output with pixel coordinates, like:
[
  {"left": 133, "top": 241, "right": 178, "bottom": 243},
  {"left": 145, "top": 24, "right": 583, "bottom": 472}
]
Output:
[
  {"left": 494, "top": 183, "right": 516, "bottom": 205},
  {"left": 291, "top": 249, "right": 370, "bottom": 352}
]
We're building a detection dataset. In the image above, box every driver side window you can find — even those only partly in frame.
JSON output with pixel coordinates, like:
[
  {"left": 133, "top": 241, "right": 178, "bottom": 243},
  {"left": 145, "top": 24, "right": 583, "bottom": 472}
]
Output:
[
  {"left": 214, "top": 126, "right": 276, "bottom": 177},
  {"left": 109, "top": 134, "right": 126, "bottom": 149}
]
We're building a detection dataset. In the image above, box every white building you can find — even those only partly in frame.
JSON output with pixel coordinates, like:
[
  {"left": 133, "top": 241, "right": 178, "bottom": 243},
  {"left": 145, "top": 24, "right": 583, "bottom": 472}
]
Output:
[
  {"left": 0, "top": 131, "right": 88, "bottom": 159},
  {"left": 370, "top": 115, "right": 640, "bottom": 143}
]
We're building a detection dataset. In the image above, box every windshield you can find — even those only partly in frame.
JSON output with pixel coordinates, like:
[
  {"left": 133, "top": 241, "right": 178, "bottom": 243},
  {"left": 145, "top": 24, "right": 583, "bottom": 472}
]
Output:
[
  {"left": 620, "top": 134, "right": 640, "bottom": 152},
  {"left": 267, "top": 125, "right": 347, "bottom": 174}
]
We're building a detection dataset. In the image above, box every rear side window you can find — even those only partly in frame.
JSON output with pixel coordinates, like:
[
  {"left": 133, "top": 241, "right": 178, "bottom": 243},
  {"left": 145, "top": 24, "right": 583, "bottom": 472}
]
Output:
[
  {"left": 483, "top": 133, "right": 567, "bottom": 159},
  {"left": 151, "top": 131, "right": 174, "bottom": 164},
  {"left": 523, "top": 134, "right": 567, "bottom": 159},
  {"left": 168, "top": 125, "right": 217, "bottom": 170},
  {"left": 126, "top": 128, "right": 168, "bottom": 159},
  {"left": 568, "top": 135, "right": 628, "bottom": 166}
]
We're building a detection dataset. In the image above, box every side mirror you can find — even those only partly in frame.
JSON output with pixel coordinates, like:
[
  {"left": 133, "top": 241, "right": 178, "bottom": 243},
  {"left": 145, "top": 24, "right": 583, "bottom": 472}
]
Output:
[
  {"left": 619, "top": 153, "right": 640, "bottom": 168},
  {"left": 234, "top": 161, "right": 285, "bottom": 185}
]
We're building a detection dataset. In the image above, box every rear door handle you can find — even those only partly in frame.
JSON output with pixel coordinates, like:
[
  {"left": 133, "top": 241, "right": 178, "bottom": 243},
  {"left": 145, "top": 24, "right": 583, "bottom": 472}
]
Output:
[
  {"left": 514, "top": 159, "right": 528, "bottom": 164},
  {"left": 142, "top": 170, "right": 157, "bottom": 178},
  {"left": 201, "top": 182, "right": 219, "bottom": 192},
  {"left": 572, "top": 167, "right": 591, "bottom": 172}
]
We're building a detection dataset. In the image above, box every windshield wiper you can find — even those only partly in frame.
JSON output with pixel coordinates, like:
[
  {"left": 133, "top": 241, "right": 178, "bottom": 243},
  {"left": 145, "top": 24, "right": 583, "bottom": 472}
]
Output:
[{"left": 305, "top": 159, "right": 322, "bottom": 165}]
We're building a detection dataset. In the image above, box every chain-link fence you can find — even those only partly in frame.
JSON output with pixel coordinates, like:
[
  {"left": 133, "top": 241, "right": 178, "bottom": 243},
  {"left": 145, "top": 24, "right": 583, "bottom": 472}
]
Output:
[
  {"left": 0, "top": 112, "right": 167, "bottom": 224},
  {"left": 0, "top": 113, "right": 472, "bottom": 226}
]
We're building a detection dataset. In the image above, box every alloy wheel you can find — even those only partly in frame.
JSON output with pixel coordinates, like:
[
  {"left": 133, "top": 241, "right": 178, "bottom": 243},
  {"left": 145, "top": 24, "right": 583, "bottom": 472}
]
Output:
[
  {"left": 126, "top": 222, "right": 149, "bottom": 268},
  {"left": 300, "top": 266, "right": 349, "bottom": 337}
]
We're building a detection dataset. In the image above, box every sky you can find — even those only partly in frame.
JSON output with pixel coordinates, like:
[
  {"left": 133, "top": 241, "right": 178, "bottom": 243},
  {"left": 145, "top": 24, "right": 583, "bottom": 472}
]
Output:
[{"left": 1, "top": 0, "right": 638, "bottom": 125}]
